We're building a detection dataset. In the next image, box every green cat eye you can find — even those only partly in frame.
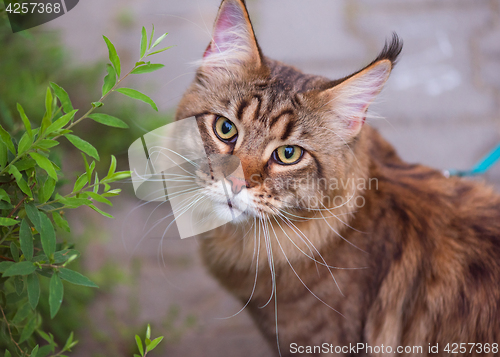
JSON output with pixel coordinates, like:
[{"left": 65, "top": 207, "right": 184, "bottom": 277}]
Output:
[
  {"left": 214, "top": 116, "right": 238, "bottom": 142},
  {"left": 274, "top": 145, "right": 303, "bottom": 165}
]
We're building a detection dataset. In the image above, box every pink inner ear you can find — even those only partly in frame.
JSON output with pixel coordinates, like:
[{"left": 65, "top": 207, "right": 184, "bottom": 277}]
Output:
[{"left": 204, "top": 2, "right": 246, "bottom": 58}]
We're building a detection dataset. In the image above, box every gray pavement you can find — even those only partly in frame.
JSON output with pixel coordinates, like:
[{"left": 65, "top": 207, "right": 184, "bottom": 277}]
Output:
[{"left": 42, "top": 0, "right": 500, "bottom": 356}]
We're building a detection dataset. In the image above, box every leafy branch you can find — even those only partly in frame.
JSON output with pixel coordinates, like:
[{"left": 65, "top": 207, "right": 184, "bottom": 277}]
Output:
[
  {"left": 134, "top": 324, "right": 164, "bottom": 357},
  {"left": 0, "top": 25, "right": 170, "bottom": 357}
]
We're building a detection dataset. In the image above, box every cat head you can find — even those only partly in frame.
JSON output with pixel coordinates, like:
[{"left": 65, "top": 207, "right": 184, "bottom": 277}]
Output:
[{"left": 175, "top": 0, "right": 402, "bottom": 223}]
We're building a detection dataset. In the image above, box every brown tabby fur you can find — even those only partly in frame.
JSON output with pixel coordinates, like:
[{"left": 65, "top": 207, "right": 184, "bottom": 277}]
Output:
[{"left": 175, "top": 1, "right": 500, "bottom": 355}]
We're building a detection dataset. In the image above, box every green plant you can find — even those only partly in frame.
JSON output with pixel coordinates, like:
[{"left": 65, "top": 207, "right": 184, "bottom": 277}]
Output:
[
  {"left": 0, "top": 25, "right": 171, "bottom": 356},
  {"left": 134, "top": 324, "right": 164, "bottom": 357}
]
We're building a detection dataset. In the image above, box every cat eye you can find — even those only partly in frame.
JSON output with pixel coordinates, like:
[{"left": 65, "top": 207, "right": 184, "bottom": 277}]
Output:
[
  {"left": 213, "top": 116, "right": 238, "bottom": 142},
  {"left": 274, "top": 145, "right": 303, "bottom": 165}
]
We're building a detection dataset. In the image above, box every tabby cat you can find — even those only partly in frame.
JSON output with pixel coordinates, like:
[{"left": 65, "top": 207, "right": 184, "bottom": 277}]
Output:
[{"left": 174, "top": 0, "right": 500, "bottom": 355}]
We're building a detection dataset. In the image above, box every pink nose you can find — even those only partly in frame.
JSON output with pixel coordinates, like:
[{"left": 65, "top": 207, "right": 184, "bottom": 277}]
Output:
[{"left": 226, "top": 176, "right": 247, "bottom": 195}]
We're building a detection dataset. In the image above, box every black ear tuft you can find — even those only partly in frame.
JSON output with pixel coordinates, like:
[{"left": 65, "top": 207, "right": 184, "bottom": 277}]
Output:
[{"left": 372, "top": 32, "right": 403, "bottom": 68}]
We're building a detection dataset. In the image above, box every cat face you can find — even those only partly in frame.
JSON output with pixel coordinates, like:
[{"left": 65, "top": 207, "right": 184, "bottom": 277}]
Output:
[{"left": 175, "top": 0, "right": 401, "bottom": 224}]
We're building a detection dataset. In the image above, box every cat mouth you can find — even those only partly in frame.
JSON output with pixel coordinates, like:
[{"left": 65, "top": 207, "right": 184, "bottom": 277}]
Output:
[{"left": 212, "top": 200, "right": 250, "bottom": 222}]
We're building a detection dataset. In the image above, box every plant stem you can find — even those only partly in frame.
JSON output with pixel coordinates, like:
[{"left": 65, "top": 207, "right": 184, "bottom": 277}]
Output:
[
  {"left": 0, "top": 225, "right": 16, "bottom": 245},
  {"left": 0, "top": 304, "right": 26, "bottom": 356},
  {"left": 0, "top": 62, "right": 138, "bottom": 178},
  {"left": 7, "top": 182, "right": 36, "bottom": 218}
]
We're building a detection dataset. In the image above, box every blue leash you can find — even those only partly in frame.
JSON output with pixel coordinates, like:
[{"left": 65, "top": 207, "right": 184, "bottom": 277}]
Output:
[{"left": 446, "top": 143, "right": 500, "bottom": 177}]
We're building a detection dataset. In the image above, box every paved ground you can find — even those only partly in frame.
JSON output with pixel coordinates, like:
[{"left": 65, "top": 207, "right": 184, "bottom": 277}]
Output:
[{"left": 41, "top": 0, "right": 500, "bottom": 356}]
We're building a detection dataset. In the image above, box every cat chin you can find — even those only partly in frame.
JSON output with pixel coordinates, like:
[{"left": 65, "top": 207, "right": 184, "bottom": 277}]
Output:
[{"left": 212, "top": 201, "right": 252, "bottom": 223}]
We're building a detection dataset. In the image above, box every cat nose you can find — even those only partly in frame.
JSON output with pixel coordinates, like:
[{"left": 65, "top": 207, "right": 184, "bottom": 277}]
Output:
[{"left": 226, "top": 176, "right": 247, "bottom": 195}]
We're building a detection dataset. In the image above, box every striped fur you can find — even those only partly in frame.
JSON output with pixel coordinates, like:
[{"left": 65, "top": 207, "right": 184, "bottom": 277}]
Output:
[{"left": 174, "top": 1, "right": 500, "bottom": 356}]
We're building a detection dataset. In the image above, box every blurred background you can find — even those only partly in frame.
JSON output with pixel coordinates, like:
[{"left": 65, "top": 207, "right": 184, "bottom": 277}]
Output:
[{"left": 2, "top": 0, "right": 500, "bottom": 356}]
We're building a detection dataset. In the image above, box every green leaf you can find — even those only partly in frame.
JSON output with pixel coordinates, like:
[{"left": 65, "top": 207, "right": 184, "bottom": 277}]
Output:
[
  {"left": 102, "top": 64, "right": 117, "bottom": 97},
  {"left": 131, "top": 63, "right": 165, "bottom": 74},
  {"left": 17, "top": 103, "right": 32, "bottom": 138},
  {"left": 19, "top": 315, "right": 36, "bottom": 342},
  {"left": 0, "top": 201, "right": 13, "bottom": 209},
  {"left": 83, "top": 155, "right": 95, "bottom": 184},
  {"left": 151, "top": 32, "right": 168, "bottom": 48},
  {"left": 52, "top": 211, "right": 70, "bottom": 232},
  {"left": 5, "top": 350, "right": 12, "bottom": 357},
  {"left": 25, "top": 202, "right": 41, "bottom": 231},
  {"left": 13, "top": 275, "right": 24, "bottom": 294},
  {"left": 59, "top": 268, "right": 98, "bottom": 288},
  {"left": 93, "top": 172, "right": 99, "bottom": 194},
  {"left": 0, "top": 142, "right": 7, "bottom": 168},
  {"left": 45, "top": 109, "right": 78, "bottom": 134},
  {"left": 0, "top": 217, "right": 19, "bottom": 226},
  {"left": 41, "top": 177, "right": 56, "bottom": 204},
  {"left": 62, "top": 331, "right": 75, "bottom": 351},
  {"left": 65, "top": 134, "right": 100, "bottom": 161},
  {"left": 146, "top": 324, "right": 151, "bottom": 340},
  {"left": 17, "top": 103, "right": 32, "bottom": 137},
  {"left": 49, "top": 272, "right": 64, "bottom": 318},
  {"left": 2, "top": 261, "right": 36, "bottom": 277},
  {"left": 148, "top": 24, "right": 155, "bottom": 50},
  {"left": 103, "top": 36, "right": 121, "bottom": 77},
  {"left": 10, "top": 242, "right": 19, "bottom": 262},
  {"left": 89, "top": 204, "right": 113, "bottom": 218},
  {"left": 146, "top": 46, "right": 173, "bottom": 57},
  {"left": 27, "top": 272, "right": 40, "bottom": 309},
  {"left": 73, "top": 173, "right": 88, "bottom": 193},
  {"left": 54, "top": 249, "right": 80, "bottom": 264},
  {"left": 56, "top": 195, "right": 91, "bottom": 208},
  {"left": 0, "top": 188, "right": 10, "bottom": 203},
  {"left": 41, "top": 87, "right": 53, "bottom": 133},
  {"left": 29, "top": 345, "right": 39, "bottom": 357},
  {"left": 0, "top": 262, "right": 13, "bottom": 273},
  {"left": 35, "top": 139, "right": 59, "bottom": 151},
  {"left": 135, "top": 335, "right": 144, "bottom": 357},
  {"left": 146, "top": 336, "right": 164, "bottom": 353},
  {"left": 50, "top": 82, "right": 74, "bottom": 113},
  {"left": 115, "top": 88, "right": 158, "bottom": 111},
  {"left": 0, "top": 123, "right": 16, "bottom": 154},
  {"left": 8, "top": 165, "right": 31, "bottom": 197},
  {"left": 88, "top": 113, "right": 129, "bottom": 128},
  {"left": 102, "top": 188, "right": 121, "bottom": 197},
  {"left": 91, "top": 101, "right": 103, "bottom": 108},
  {"left": 103, "top": 171, "right": 131, "bottom": 182},
  {"left": 20, "top": 219, "right": 33, "bottom": 261},
  {"left": 108, "top": 155, "right": 117, "bottom": 177},
  {"left": 12, "top": 302, "right": 31, "bottom": 323},
  {"left": 17, "top": 132, "right": 33, "bottom": 154},
  {"left": 140, "top": 26, "right": 147, "bottom": 58},
  {"left": 37, "top": 330, "right": 56, "bottom": 346},
  {"left": 29, "top": 152, "right": 58, "bottom": 180},
  {"left": 85, "top": 191, "right": 112, "bottom": 206},
  {"left": 13, "top": 157, "right": 36, "bottom": 171},
  {"left": 40, "top": 212, "right": 56, "bottom": 258}
]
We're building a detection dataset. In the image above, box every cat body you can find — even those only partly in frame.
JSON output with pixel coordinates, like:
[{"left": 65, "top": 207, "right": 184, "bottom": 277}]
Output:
[{"left": 174, "top": 1, "right": 500, "bottom": 355}]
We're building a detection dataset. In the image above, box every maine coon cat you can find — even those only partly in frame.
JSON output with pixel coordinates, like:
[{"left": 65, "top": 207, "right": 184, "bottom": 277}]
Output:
[{"left": 173, "top": 0, "right": 500, "bottom": 355}]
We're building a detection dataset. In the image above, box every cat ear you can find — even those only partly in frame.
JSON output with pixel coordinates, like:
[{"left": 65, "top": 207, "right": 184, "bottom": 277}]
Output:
[
  {"left": 322, "top": 35, "right": 402, "bottom": 137},
  {"left": 202, "top": 0, "right": 262, "bottom": 70},
  {"left": 323, "top": 60, "right": 392, "bottom": 137}
]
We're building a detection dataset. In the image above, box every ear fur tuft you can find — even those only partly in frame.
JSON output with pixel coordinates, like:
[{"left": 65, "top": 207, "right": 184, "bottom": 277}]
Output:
[{"left": 199, "top": 0, "right": 262, "bottom": 71}]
